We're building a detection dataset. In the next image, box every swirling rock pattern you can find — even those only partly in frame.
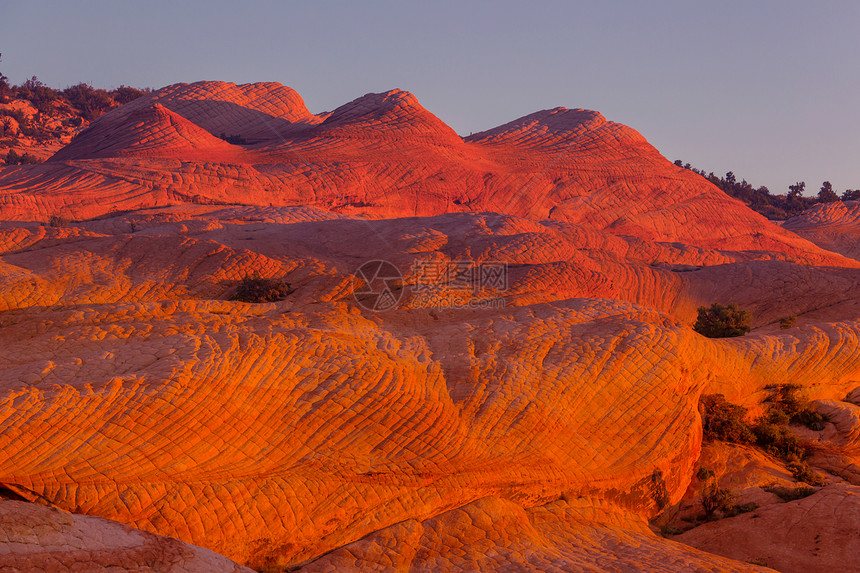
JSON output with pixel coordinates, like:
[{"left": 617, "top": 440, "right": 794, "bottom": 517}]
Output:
[
  {"left": 0, "top": 81, "right": 851, "bottom": 268},
  {"left": 1, "top": 82, "right": 859, "bottom": 571},
  {"left": 784, "top": 200, "right": 860, "bottom": 261},
  {"left": 298, "top": 496, "right": 770, "bottom": 572}
]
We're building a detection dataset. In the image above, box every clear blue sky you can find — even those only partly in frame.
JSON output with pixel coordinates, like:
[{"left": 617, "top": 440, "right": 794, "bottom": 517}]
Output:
[{"left": 2, "top": 0, "right": 858, "bottom": 194}]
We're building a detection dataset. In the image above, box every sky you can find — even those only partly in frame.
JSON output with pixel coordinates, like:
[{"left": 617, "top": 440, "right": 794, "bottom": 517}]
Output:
[{"left": 1, "top": 0, "right": 858, "bottom": 195}]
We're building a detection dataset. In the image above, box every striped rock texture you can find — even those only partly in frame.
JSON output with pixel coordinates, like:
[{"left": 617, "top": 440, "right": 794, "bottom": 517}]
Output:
[
  {"left": 783, "top": 200, "right": 860, "bottom": 261},
  {"left": 5, "top": 295, "right": 858, "bottom": 569},
  {"left": 1, "top": 82, "right": 859, "bottom": 571},
  {"left": 298, "top": 496, "right": 770, "bottom": 572},
  {"left": 0, "top": 81, "right": 850, "bottom": 265}
]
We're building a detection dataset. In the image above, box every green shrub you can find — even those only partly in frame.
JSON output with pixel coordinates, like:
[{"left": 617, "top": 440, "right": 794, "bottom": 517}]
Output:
[
  {"left": 762, "top": 384, "right": 828, "bottom": 430},
  {"left": 0, "top": 108, "right": 28, "bottom": 125},
  {"left": 63, "top": 83, "right": 113, "bottom": 121},
  {"left": 764, "top": 484, "right": 817, "bottom": 502},
  {"left": 696, "top": 466, "right": 715, "bottom": 481},
  {"left": 700, "top": 394, "right": 754, "bottom": 443},
  {"left": 730, "top": 501, "right": 759, "bottom": 516},
  {"left": 752, "top": 422, "right": 805, "bottom": 460},
  {"left": 17, "top": 77, "right": 59, "bottom": 115},
  {"left": 701, "top": 477, "right": 735, "bottom": 520},
  {"left": 793, "top": 407, "right": 828, "bottom": 431},
  {"left": 218, "top": 132, "right": 248, "bottom": 145},
  {"left": 779, "top": 315, "right": 797, "bottom": 329},
  {"left": 693, "top": 303, "right": 752, "bottom": 338},
  {"left": 698, "top": 388, "right": 830, "bottom": 489},
  {"left": 650, "top": 469, "right": 669, "bottom": 510},
  {"left": 230, "top": 276, "right": 293, "bottom": 303},
  {"left": 110, "top": 85, "right": 150, "bottom": 105},
  {"left": 760, "top": 407, "right": 791, "bottom": 426},
  {"left": 48, "top": 214, "right": 70, "bottom": 228},
  {"left": 764, "top": 383, "right": 803, "bottom": 415},
  {"left": 3, "top": 149, "right": 41, "bottom": 165},
  {"left": 787, "top": 461, "right": 825, "bottom": 486},
  {"left": 2, "top": 149, "right": 19, "bottom": 165}
]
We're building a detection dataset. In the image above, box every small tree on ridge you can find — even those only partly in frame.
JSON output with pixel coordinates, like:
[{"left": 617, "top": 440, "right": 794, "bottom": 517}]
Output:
[{"left": 694, "top": 303, "right": 752, "bottom": 338}]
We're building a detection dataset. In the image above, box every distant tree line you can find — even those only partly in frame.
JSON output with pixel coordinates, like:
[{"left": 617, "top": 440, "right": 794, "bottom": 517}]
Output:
[
  {"left": 1, "top": 74, "right": 150, "bottom": 120},
  {"left": 0, "top": 53, "right": 151, "bottom": 140},
  {"left": 673, "top": 159, "right": 860, "bottom": 220}
]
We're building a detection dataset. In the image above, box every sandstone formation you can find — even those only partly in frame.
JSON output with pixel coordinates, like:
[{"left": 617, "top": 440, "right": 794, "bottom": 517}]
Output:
[
  {"left": 298, "top": 496, "right": 771, "bottom": 572},
  {"left": 0, "top": 81, "right": 858, "bottom": 571},
  {"left": 0, "top": 499, "right": 251, "bottom": 572},
  {"left": 676, "top": 484, "right": 860, "bottom": 573},
  {"left": 783, "top": 200, "right": 860, "bottom": 261},
  {"left": 0, "top": 81, "right": 850, "bottom": 266}
]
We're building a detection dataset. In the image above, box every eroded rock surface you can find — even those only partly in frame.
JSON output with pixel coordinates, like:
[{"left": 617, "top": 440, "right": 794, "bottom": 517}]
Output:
[
  {"left": 784, "top": 200, "right": 860, "bottom": 261},
  {"left": 0, "top": 499, "right": 251, "bottom": 572},
  {"left": 298, "top": 496, "right": 770, "bottom": 572},
  {"left": 0, "top": 81, "right": 851, "bottom": 270},
  {"left": 1, "top": 82, "right": 860, "bottom": 571},
  {"left": 677, "top": 484, "right": 860, "bottom": 573}
]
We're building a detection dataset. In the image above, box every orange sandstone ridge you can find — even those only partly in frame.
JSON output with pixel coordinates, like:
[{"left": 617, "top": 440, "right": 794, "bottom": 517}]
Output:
[
  {"left": 0, "top": 81, "right": 851, "bottom": 264},
  {"left": 0, "top": 81, "right": 859, "bottom": 572}
]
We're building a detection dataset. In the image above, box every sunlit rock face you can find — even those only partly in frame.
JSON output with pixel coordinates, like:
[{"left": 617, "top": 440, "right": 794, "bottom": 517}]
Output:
[
  {"left": 676, "top": 484, "right": 860, "bottom": 573},
  {"left": 1, "top": 82, "right": 859, "bottom": 571},
  {"left": 0, "top": 499, "right": 252, "bottom": 572},
  {"left": 0, "top": 81, "right": 852, "bottom": 264},
  {"left": 783, "top": 200, "right": 860, "bottom": 261}
]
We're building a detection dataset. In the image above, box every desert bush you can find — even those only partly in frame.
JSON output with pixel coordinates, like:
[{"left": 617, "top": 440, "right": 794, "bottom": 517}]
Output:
[
  {"left": 762, "top": 384, "right": 828, "bottom": 430},
  {"left": 760, "top": 406, "right": 791, "bottom": 427},
  {"left": 649, "top": 469, "right": 670, "bottom": 510},
  {"left": 230, "top": 276, "right": 293, "bottom": 303},
  {"left": 3, "top": 149, "right": 41, "bottom": 165},
  {"left": 110, "top": 85, "right": 150, "bottom": 105},
  {"left": 0, "top": 61, "right": 8, "bottom": 101},
  {"left": 787, "top": 461, "right": 825, "bottom": 486},
  {"left": 16, "top": 76, "right": 59, "bottom": 114},
  {"left": 693, "top": 303, "right": 752, "bottom": 338},
  {"left": 731, "top": 501, "right": 759, "bottom": 515},
  {"left": 763, "top": 383, "right": 803, "bottom": 415},
  {"left": 218, "top": 132, "right": 248, "bottom": 145},
  {"left": 700, "top": 394, "right": 754, "bottom": 443},
  {"left": 672, "top": 161, "right": 818, "bottom": 219},
  {"left": 2, "top": 149, "right": 19, "bottom": 165},
  {"left": 779, "top": 315, "right": 797, "bottom": 329},
  {"left": 700, "top": 390, "right": 822, "bottom": 459},
  {"left": 696, "top": 466, "right": 715, "bottom": 481},
  {"left": 48, "top": 214, "right": 70, "bottom": 228},
  {"left": 0, "top": 108, "right": 28, "bottom": 126},
  {"left": 752, "top": 422, "right": 805, "bottom": 460},
  {"left": 792, "top": 407, "right": 828, "bottom": 431},
  {"left": 63, "top": 83, "right": 113, "bottom": 120},
  {"left": 700, "top": 476, "right": 735, "bottom": 520},
  {"left": 764, "top": 484, "right": 817, "bottom": 502}
]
